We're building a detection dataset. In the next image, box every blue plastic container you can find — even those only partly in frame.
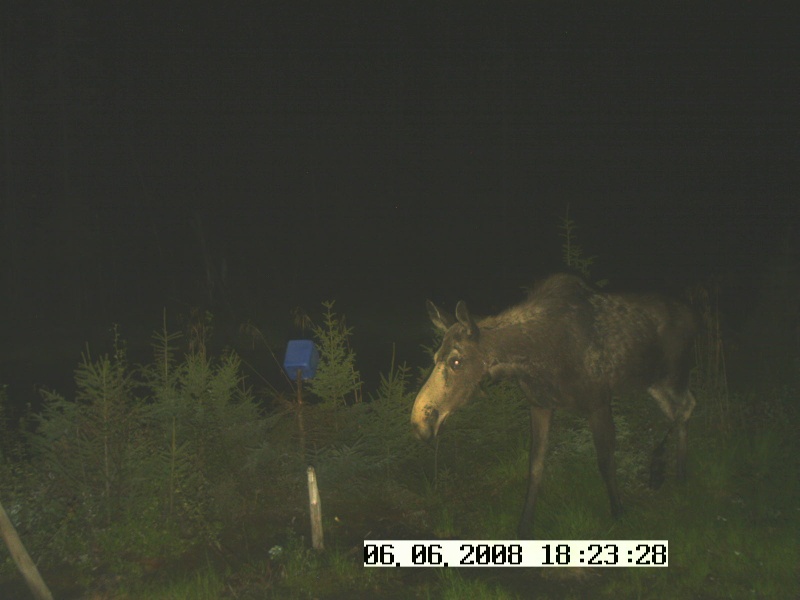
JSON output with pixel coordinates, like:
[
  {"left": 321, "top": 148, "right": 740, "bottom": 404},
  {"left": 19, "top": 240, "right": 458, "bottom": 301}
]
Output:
[{"left": 283, "top": 340, "right": 320, "bottom": 380}]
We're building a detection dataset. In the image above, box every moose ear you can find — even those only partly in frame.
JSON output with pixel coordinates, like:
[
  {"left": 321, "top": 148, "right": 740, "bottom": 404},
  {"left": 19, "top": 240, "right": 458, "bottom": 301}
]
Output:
[
  {"left": 455, "top": 301, "right": 479, "bottom": 338},
  {"left": 426, "top": 300, "right": 456, "bottom": 332}
]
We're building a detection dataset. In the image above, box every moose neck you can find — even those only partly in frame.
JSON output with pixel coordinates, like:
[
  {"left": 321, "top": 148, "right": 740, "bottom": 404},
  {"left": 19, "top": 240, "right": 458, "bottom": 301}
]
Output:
[{"left": 479, "top": 319, "right": 545, "bottom": 381}]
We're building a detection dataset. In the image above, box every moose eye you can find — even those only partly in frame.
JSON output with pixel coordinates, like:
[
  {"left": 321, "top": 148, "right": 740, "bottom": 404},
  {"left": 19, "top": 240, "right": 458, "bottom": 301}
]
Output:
[{"left": 449, "top": 357, "right": 463, "bottom": 370}]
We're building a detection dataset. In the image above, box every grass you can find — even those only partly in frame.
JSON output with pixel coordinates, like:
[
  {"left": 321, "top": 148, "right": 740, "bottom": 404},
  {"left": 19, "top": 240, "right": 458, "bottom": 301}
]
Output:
[
  {"left": 7, "top": 383, "right": 796, "bottom": 599},
  {"left": 1, "top": 320, "right": 797, "bottom": 599},
  {"left": 121, "top": 568, "right": 227, "bottom": 600},
  {"left": 433, "top": 569, "right": 522, "bottom": 600},
  {"left": 248, "top": 384, "right": 794, "bottom": 599}
]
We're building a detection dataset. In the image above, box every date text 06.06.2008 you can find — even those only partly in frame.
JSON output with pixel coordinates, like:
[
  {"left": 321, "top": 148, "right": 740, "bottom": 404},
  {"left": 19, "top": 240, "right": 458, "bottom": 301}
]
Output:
[{"left": 363, "top": 540, "right": 668, "bottom": 568}]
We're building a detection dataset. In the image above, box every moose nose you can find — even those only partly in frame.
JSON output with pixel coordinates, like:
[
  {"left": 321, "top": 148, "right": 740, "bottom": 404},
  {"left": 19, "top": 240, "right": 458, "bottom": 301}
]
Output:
[{"left": 413, "top": 408, "right": 439, "bottom": 442}]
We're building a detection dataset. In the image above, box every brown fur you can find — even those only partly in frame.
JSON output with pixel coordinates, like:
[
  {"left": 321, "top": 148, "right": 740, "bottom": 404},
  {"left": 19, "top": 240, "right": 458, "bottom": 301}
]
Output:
[{"left": 411, "top": 274, "right": 697, "bottom": 537}]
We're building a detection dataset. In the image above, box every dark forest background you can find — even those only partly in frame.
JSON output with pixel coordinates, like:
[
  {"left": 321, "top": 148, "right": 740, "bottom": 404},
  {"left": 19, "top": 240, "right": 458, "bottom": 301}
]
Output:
[{"left": 3, "top": 5, "right": 797, "bottom": 412}]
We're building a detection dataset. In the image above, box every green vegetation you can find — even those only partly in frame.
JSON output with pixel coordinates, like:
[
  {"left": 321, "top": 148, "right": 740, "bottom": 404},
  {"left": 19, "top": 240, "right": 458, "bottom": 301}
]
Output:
[
  {"left": 560, "top": 205, "right": 608, "bottom": 287},
  {"left": 307, "top": 300, "right": 363, "bottom": 406},
  {"left": 0, "top": 220, "right": 797, "bottom": 598}
]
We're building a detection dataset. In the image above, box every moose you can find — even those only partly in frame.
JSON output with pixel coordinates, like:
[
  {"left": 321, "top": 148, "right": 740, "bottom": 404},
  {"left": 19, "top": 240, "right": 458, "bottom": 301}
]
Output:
[{"left": 411, "top": 273, "right": 697, "bottom": 537}]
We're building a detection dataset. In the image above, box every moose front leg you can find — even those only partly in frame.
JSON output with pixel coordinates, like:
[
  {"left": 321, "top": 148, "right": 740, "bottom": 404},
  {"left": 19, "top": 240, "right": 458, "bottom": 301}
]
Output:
[
  {"left": 588, "top": 404, "right": 623, "bottom": 518},
  {"left": 518, "top": 406, "right": 552, "bottom": 538}
]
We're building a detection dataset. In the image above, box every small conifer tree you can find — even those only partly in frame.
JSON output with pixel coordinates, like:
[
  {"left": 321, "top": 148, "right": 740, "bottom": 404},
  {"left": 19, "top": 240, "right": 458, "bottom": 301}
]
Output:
[{"left": 307, "top": 301, "right": 362, "bottom": 405}]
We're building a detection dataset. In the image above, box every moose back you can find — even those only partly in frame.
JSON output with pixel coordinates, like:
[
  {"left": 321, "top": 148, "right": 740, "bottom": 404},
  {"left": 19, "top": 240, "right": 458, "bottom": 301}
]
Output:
[{"left": 410, "top": 274, "right": 697, "bottom": 537}]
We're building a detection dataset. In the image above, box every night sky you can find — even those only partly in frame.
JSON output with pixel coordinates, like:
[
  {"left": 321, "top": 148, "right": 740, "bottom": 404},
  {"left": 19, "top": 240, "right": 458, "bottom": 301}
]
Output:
[{"left": 1, "top": 5, "right": 798, "bottom": 394}]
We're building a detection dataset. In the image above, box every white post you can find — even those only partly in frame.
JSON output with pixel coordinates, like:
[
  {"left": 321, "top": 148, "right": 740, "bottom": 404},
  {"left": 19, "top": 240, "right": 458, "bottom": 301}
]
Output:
[{"left": 307, "top": 466, "right": 324, "bottom": 550}]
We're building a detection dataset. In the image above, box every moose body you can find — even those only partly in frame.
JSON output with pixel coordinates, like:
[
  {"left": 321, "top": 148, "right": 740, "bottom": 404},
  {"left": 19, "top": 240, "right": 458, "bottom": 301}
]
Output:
[{"left": 410, "top": 274, "right": 697, "bottom": 537}]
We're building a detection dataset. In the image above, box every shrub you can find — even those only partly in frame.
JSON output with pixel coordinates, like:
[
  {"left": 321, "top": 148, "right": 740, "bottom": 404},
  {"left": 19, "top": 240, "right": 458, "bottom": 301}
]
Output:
[{"left": 21, "top": 317, "right": 265, "bottom": 578}]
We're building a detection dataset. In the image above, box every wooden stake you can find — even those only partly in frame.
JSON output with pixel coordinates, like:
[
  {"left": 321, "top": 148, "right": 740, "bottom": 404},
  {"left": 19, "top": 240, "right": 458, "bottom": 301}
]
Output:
[
  {"left": 307, "top": 466, "right": 324, "bottom": 550},
  {"left": 296, "top": 368, "right": 304, "bottom": 406},
  {"left": 0, "top": 498, "right": 54, "bottom": 600},
  {"left": 296, "top": 369, "right": 306, "bottom": 460}
]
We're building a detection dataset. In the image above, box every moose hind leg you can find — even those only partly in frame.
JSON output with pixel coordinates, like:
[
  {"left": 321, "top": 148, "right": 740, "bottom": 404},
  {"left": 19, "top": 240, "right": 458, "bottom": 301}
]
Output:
[
  {"left": 519, "top": 406, "right": 552, "bottom": 538},
  {"left": 675, "top": 393, "right": 695, "bottom": 483},
  {"left": 588, "top": 404, "right": 623, "bottom": 518},
  {"left": 648, "top": 385, "right": 696, "bottom": 484}
]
